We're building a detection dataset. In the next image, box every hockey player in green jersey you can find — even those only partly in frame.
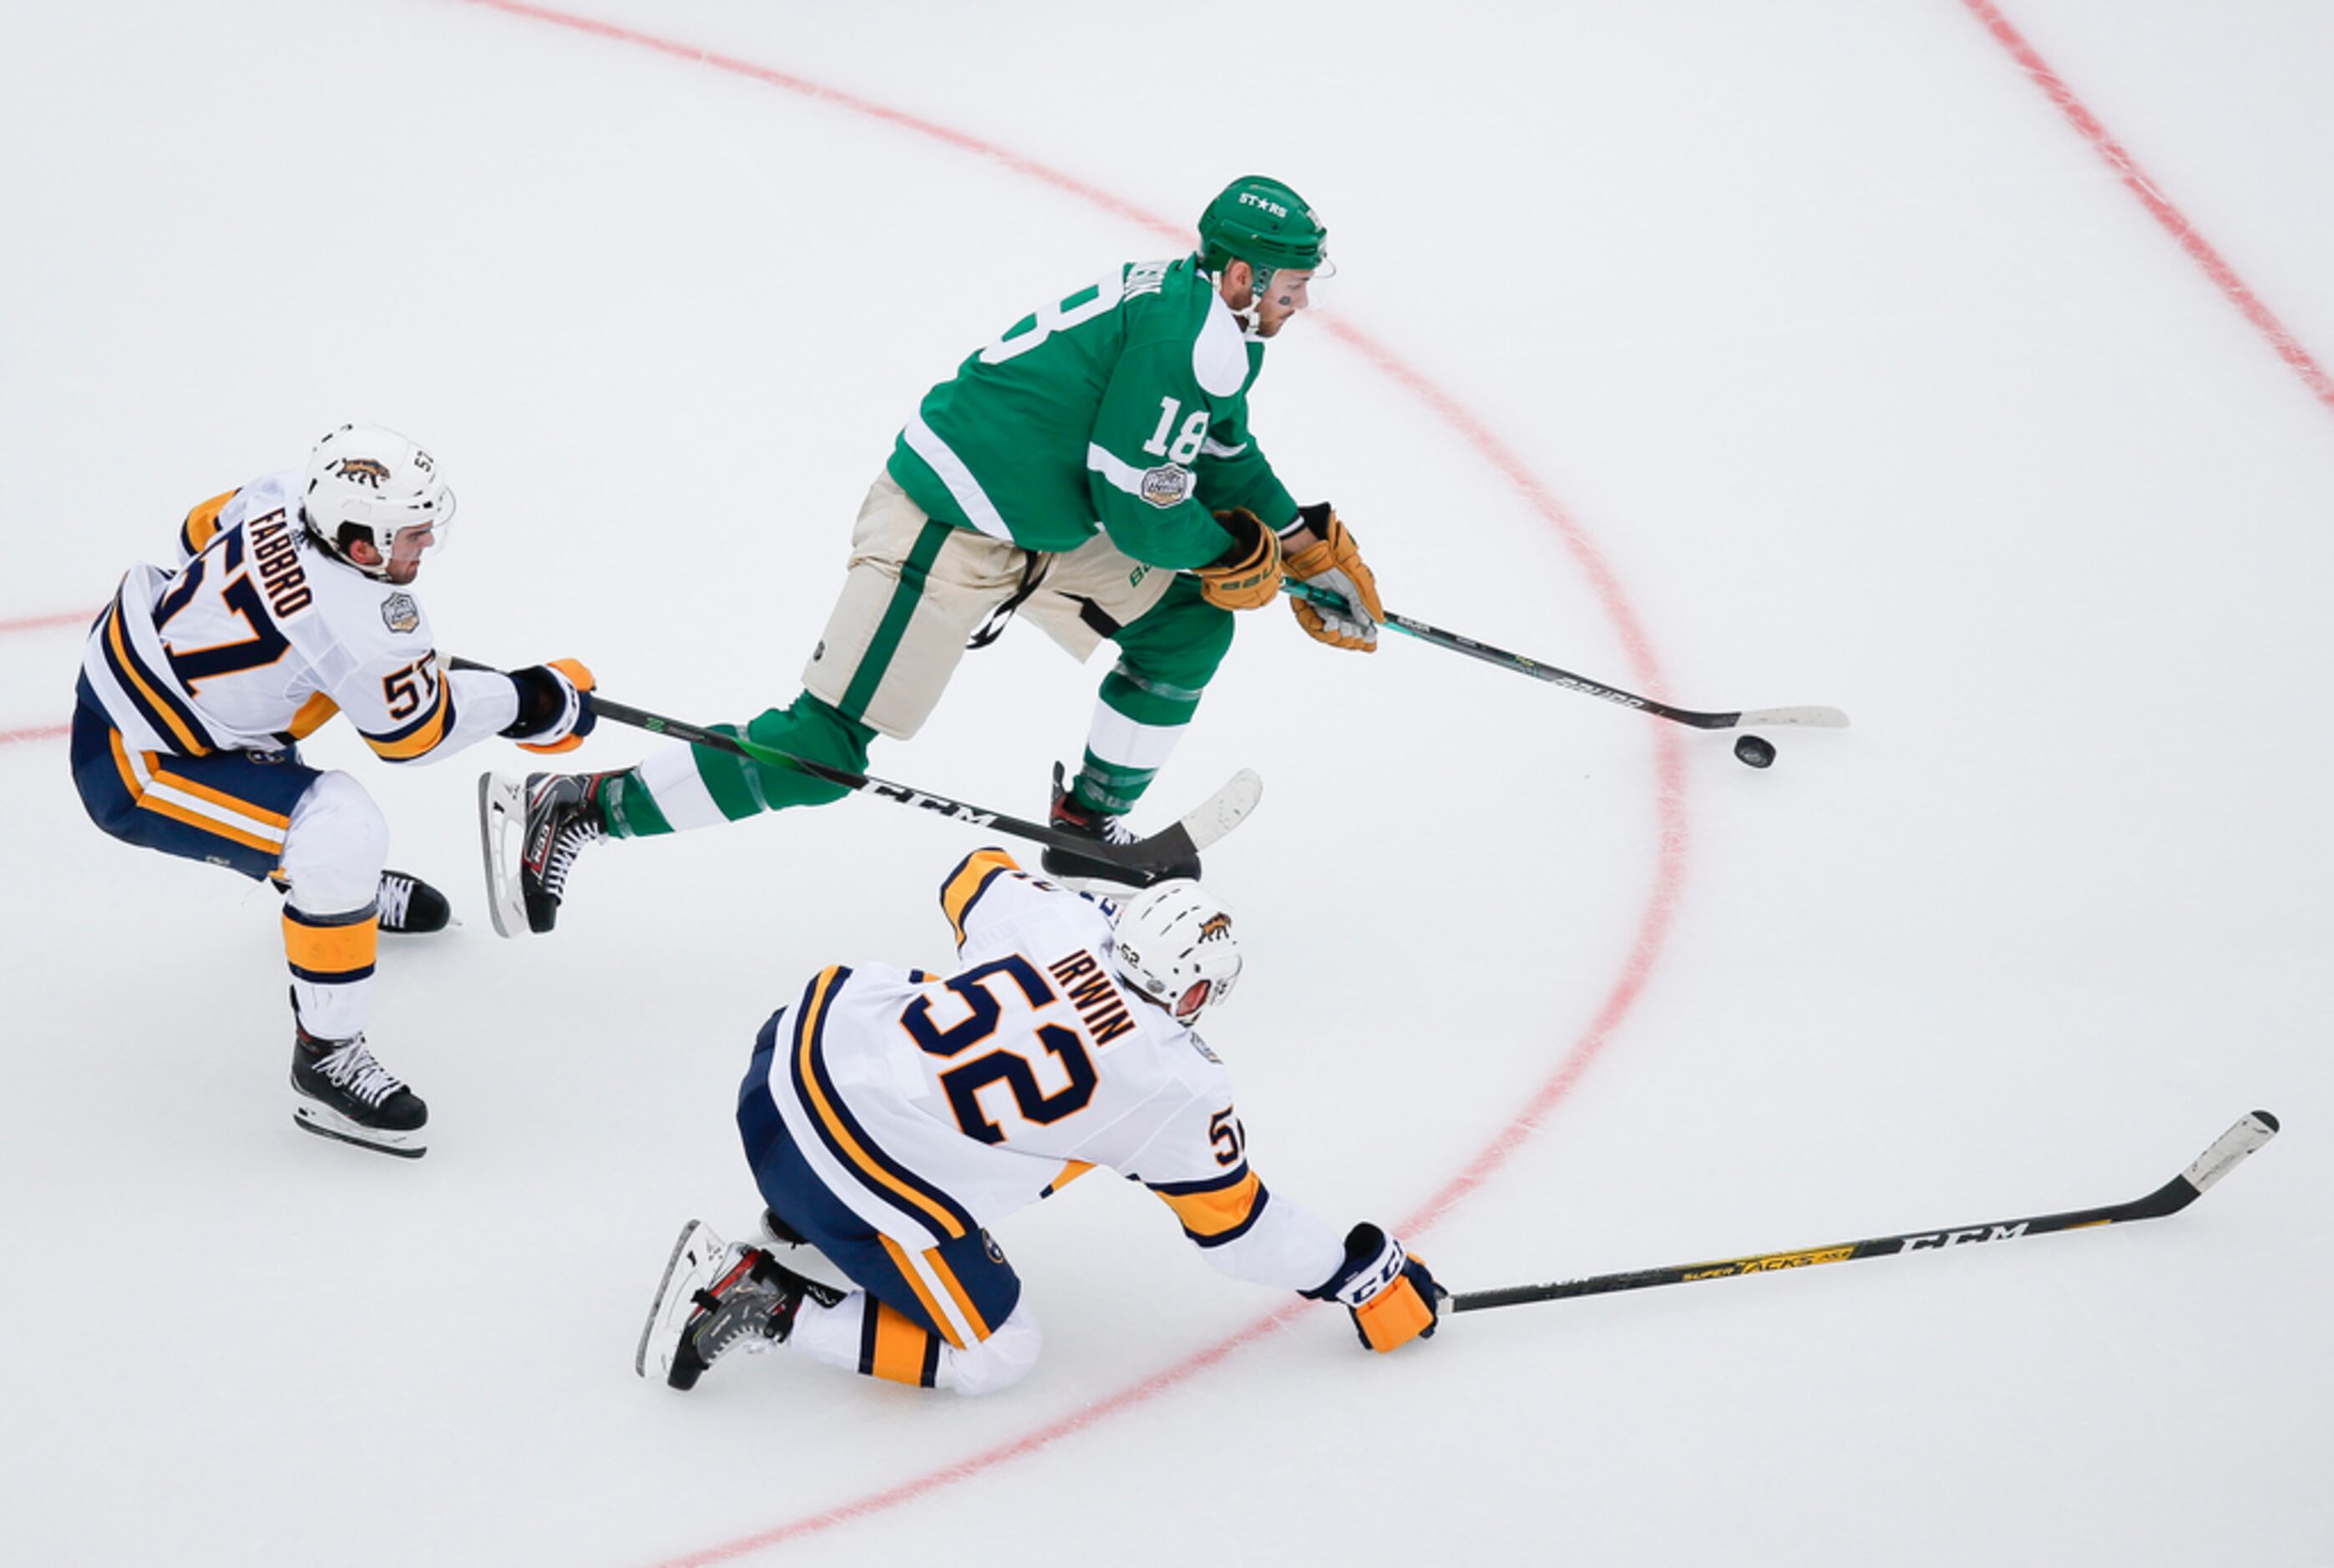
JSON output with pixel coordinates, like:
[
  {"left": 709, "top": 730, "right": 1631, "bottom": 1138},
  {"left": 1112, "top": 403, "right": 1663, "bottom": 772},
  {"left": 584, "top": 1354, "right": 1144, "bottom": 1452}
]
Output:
[{"left": 483, "top": 175, "right": 1385, "bottom": 937}]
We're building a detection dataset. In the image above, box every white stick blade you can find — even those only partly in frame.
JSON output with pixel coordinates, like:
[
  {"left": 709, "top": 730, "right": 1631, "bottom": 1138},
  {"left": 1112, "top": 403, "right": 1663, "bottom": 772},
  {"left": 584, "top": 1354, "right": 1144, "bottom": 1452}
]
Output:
[
  {"left": 2183, "top": 1110, "right": 2280, "bottom": 1193},
  {"left": 1177, "top": 768, "right": 1263, "bottom": 853},
  {"left": 1735, "top": 706, "right": 1852, "bottom": 729}
]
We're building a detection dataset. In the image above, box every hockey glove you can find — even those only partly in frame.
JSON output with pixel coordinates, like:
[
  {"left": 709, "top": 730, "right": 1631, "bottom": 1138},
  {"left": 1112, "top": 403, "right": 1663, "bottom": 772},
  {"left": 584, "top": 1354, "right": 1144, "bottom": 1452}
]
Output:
[
  {"left": 503, "top": 659, "right": 598, "bottom": 754},
  {"left": 1282, "top": 503, "right": 1382, "bottom": 651},
  {"left": 1197, "top": 508, "right": 1285, "bottom": 612},
  {"left": 1303, "top": 1222, "right": 1442, "bottom": 1353}
]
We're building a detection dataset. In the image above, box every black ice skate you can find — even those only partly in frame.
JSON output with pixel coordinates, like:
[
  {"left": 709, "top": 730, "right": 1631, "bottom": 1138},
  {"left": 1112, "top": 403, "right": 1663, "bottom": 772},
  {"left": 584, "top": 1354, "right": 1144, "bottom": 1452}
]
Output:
[
  {"left": 478, "top": 771, "right": 606, "bottom": 937},
  {"left": 1040, "top": 761, "right": 1200, "bottom": 888},
  {"left": 376, "top": 869, "right": 452, "bottom": 933},
  {"left": 271, "top": 869, "right": 452, "bottom": 933},
  {"left": 636, "top": 1220, "right": 843, "bottom": 1390},
  {"left": 291, "top": 1026, "right": 428, "bottom": 1159}
]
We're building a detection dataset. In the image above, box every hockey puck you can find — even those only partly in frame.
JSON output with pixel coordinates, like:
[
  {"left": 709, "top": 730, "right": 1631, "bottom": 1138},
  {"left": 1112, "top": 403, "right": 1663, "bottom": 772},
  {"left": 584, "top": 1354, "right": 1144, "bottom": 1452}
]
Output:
[{"left": 1734, "top": 734, "right": 1775, "bottom": 769}]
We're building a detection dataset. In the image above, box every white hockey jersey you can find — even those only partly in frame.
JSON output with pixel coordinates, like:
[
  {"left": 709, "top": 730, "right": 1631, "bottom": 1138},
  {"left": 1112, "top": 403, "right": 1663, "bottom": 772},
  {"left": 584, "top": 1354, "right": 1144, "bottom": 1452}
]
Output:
[
  {"left": 752, "top": 850, "right": 1348, "bottom": 1294},
  {"left": 80, "top": 473, "right": 518, "bottom": 761}
]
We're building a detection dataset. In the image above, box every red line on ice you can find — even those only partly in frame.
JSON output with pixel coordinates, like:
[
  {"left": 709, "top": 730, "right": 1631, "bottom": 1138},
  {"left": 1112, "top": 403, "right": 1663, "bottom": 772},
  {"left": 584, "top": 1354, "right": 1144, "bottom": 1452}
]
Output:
[
  {"left": 473, "top": 5, "right": 1686, "bottom": 1560},
  {"left": 0, "top": 609, "right": 97, "bottom": 635},
  {"left": 1962, "top": 0, "right": 2334, "bottom": 412}
]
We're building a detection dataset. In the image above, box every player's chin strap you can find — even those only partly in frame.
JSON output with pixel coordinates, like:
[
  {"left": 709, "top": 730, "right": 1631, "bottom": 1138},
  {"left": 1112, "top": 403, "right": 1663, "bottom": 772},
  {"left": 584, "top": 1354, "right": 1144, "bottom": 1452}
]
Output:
[{"left": 1219, "top": 262, "right": 1268, "bottom": 336}]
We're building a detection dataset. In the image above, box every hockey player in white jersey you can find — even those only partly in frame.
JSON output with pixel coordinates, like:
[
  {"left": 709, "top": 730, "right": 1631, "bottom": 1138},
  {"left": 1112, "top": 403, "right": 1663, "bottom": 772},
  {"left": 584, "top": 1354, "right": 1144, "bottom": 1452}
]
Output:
[
  {"left": 70, "top": 425, "right": 598, "bottom": 1156},
  {"left": 637, "top": 849, "right": 1441, "bottom": 1395}
]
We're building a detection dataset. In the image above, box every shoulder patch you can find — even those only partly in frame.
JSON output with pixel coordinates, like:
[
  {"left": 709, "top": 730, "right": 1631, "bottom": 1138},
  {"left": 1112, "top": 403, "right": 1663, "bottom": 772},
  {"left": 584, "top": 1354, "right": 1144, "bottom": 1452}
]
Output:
[
  {"left": 1192, "top": 296, "right": 1251, "bottom": 398},
  {"left": 380, "top": 593, "right": 421, "bottom": 635},
  {"left": 1139, "top": 464, "right": 1195, "bottom": 508}
]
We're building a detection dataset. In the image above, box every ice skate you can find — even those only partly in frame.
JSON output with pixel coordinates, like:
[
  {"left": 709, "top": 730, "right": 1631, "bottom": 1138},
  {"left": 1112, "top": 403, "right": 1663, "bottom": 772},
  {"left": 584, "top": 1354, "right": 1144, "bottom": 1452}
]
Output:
[
  {"left": 375, "top": 869, "right": 452, "bottom": 933},
  {"left": 478, "top": 771, "right": 605, "bottom": 937},
  {"left": 1040, "top": 761, "right": 1200, "bottom": 888},
  {"left": 272, "top": 868, "right": 452, "bottom": 933},
  {"left": 290, "top": 1026, "right": 427, "bottom": 1159},
  {"left": 636, "top": 1220, "right": 842, "bottom": 1391}
]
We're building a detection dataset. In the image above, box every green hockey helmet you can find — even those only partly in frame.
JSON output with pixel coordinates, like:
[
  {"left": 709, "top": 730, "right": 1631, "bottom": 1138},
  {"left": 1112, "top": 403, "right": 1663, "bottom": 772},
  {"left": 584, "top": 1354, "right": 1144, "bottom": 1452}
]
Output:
[{"left": 1197, "top": 175, "right": 1330, "bottom": 289}]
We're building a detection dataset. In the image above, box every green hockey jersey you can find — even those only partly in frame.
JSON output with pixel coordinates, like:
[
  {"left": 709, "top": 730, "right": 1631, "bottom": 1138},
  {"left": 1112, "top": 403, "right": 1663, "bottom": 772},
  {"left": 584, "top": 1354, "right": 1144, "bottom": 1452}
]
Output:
[{"left": 888, "top": 255, "right": 1300, "bottom": 570}]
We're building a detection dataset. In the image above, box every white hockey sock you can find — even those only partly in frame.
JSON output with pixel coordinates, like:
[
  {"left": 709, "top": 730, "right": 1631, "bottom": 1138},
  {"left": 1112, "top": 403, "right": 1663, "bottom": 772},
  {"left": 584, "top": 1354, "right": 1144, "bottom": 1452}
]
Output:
[
  {"left": 783, "top": 1291, "right": 1041, "bottom": 1396},
  {"left": 637, "top": 742, "right": 730, "bottom": 832}
]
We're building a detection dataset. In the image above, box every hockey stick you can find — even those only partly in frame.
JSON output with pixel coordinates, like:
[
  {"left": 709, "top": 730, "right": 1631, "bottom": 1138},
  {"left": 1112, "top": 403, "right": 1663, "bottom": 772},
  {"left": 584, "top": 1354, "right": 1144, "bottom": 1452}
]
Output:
[
  {"left": 453, "top": 658, "right": 1260, "bottom": 879},
  {"left": 1450, "top": 1110, "right": 2277, "bottom": 1315},
  {"left": 1282, "top": 579, "right": 1849, "bottom": 731}
]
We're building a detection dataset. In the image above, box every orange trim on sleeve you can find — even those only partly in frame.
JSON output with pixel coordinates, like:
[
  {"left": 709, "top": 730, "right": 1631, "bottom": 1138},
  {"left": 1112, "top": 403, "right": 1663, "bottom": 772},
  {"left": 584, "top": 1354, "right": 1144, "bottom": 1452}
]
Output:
[
  {"left": 363, "top": 685, "right": 450, "bottom": 760},
  {"left": 1044, "top": 1160, "right": 1095, "bottom": 1196},
  {"left": 1156, "top": 1170, "right": 1263, "bottom": 1239},
  {"left": 182, "top": 490, "right": 236, "bottom": 554},
  {"left": 285, "top": 690, "right": 340, "bottom": 740},
  {"left": 940, "top": 848, "right": 1020, "bottom": 947}
]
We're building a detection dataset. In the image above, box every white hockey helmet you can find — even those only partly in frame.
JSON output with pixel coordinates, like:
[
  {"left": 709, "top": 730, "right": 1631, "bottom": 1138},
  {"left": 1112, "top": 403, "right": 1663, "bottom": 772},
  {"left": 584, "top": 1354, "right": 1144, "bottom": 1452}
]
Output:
[
  {"left": 1109, "top": 879, "right": 1243, "bottom": 1024},
  {"left": 301, "top": 424, "right": 456, "bottom": 580}
]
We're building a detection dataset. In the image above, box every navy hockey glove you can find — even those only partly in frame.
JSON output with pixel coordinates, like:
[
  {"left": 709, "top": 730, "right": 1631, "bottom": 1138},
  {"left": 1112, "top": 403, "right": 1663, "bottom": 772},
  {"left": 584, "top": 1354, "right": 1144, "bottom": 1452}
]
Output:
[
  {"left": 502, "top": 659, "right": 598, "bottom": 754},
  {"left": 1302, "top": 1222, "right": 1442, "bottom": 1353}
]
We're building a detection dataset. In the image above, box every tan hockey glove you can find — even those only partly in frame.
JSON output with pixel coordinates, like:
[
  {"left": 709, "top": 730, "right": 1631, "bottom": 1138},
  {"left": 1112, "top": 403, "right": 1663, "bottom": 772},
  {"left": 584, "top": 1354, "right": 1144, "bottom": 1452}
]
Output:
[
  {"left": 1197, "top": 508, "right": 1285, "bottom": 611},
  {"left": 1282, "top": 503, "right": 1382, "bottom": 651}
]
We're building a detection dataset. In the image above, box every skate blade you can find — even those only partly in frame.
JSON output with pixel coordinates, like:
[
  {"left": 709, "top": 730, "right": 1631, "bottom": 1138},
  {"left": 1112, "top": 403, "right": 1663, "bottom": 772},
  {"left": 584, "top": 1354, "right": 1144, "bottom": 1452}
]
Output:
[
  {"left": 635, "top": 1219, "right": 727, "bottom": 1381},
  {"left": 476, "top": 772, "right": 529, "bottom": 939},
  {"left": 292, "top": 1103, "right": 427, "bottom": 1160}
]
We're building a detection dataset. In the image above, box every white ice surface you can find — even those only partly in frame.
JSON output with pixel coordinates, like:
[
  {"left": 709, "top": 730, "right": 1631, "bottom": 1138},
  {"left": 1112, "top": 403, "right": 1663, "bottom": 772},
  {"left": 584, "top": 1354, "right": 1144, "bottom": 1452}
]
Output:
[{"left": 3, "top": 3, "right": 2330, "bottom": 1564}]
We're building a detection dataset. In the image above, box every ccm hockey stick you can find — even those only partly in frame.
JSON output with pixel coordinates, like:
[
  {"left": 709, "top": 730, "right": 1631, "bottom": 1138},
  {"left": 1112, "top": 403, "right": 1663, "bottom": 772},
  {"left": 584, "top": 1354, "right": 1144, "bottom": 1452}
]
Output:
[
  {"left": 453, "top": 659, "right": 1260, "bottom": 881},
  {"left": 1283, "top": 579, "right": 1849, "bottom": 731},
  {"left": 1450, "top": 1110, "right": 2277, "bottom": 1315}
]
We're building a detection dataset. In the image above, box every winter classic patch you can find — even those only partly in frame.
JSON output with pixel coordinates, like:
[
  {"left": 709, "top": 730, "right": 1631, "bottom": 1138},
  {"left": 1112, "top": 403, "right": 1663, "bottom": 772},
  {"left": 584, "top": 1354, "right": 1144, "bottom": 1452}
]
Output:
[
  {"left": 380, "top": 592, "right": 421, "bottom": 635},
  {"left": 1139, "top": 464, "right": 1194, "bottom": 508}
]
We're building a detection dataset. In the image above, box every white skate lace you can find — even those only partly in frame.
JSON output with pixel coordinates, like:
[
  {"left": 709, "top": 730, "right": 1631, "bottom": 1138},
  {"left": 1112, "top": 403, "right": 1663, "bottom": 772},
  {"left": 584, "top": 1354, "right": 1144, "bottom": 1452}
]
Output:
[
  {"left": 315, "top": 1037, "right": 407, "bottom": 1108},
  {"left": 541, "top": 822, "right": 604, "bottom": 900},
  {"left": 376, "top": 873, "right": 413, "bottom": 929}
]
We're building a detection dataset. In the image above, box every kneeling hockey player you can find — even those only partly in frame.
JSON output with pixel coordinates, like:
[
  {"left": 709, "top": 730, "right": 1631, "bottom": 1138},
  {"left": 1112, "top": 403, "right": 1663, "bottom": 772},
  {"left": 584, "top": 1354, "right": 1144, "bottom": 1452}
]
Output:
[
  {"left": 70, "top": 425, "right": 596, "bottom": 1156},
  {"left": 484, "top": 174, "right": 1385, "bottom": 938},
  {"left": 636, "top": 849, "right": 1440, "bottom": 1397}
]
